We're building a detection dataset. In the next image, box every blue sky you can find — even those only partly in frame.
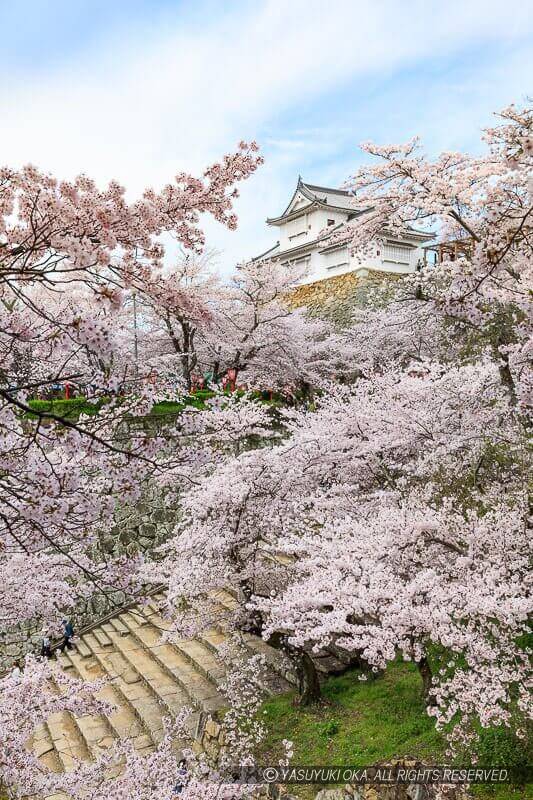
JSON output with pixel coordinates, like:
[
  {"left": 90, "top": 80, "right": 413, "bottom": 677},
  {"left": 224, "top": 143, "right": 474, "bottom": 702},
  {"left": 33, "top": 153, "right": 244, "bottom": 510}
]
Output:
[{"left": 1, "top": 0, "right": 532, "bottom": 271}]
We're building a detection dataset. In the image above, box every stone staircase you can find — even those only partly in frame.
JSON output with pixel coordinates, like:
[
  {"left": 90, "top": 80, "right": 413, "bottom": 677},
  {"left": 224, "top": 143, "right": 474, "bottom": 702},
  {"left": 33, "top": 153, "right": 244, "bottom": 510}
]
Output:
[
  {"left": 31, "top": 588, "right": 295, "bottom": 779},
  {"left": 31, "top": 585, "right": 356, "bottom": 794}
]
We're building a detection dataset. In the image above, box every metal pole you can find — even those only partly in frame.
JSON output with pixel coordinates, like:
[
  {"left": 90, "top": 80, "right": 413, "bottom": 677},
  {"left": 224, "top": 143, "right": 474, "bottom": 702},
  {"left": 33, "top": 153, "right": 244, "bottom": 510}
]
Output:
[{"left": 132, "top": 291, "right": 139, "bottom": 378}]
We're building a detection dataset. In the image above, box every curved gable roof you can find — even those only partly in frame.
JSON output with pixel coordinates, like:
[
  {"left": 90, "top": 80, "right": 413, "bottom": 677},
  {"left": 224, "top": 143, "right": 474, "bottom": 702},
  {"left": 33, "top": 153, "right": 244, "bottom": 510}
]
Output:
[
  {"left": 299, "top": 180, "right": 354, "bottom": 208},
  {"left": 267, "top": 177, "right": 358, "bottom": 225},
  {"left": 278, "top": 177, "right": 316, "bottom": 217}
]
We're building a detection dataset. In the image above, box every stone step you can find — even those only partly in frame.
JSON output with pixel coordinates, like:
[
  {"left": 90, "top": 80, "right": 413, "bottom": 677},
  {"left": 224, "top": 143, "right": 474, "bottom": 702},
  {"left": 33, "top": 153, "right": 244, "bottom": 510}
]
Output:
[
  {"left": 110, "top": 617, "right": 129, "bottom": 637},
  {"left": 199, "top": 625, "right": 294, "bottom": 694},
  {"left": 171, "top": 637, "right": 227, "bottom": 685},
  {"left": 45, "top": 710, "right": 91, "bottom": 772},
  {"left": 126, "top": 605, "right": 165, "bottom": 630},
  {"left": 147, "top": 591, "right": 231, "bottom": 634},
  {"left": 107, "top": 615, "right": 225, "bottom": 716},
  {"left": 139, "top": 602, "right": 176, "bottom": 633},
  {"left": 66, "top": 645, "right": 154, "bottom": 755},
  {"left": 73, "top": 638, "right": 92, "bottom": 658},
  {"left": 56, "top": 651, "right": 74, "bottom": 671},
  {"left": 49, "top": 673, "right": 113, "bottom": 764},
  {"left": 209, "top": 588, "right": 238, "bottom": 611},
  {"left": 71, "top": 712, "right": 114, "bottom": 760},
  {"left": 198, "top": 627, "right": 227, "bottom": 654},
  {"left": 98, "top": 622, "right": 209, "bottom": 734},
  {"left": 204, "top": 597, "right": 297, "bottom": 687},
  {"left": 82, "top": 632, "right": 167, "bottom": 744},
  {"left": 118, "top": 608, "right": 227, "bottom": 686},
  {"left": 143, "top": 599, "right": 162, "bottom": 617},
  {"left": 92, "top": 628, "right": 113, "bottom": 648},
  {"left": 33, "top": 722, "right": 62, "bottom": 773}
]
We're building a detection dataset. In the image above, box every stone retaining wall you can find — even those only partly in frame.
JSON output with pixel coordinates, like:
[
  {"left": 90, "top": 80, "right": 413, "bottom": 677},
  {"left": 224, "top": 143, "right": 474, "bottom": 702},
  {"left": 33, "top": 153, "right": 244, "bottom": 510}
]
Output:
[
  {"left": 0, "top": 486, "right": 180, "bottom": 670},
  {"left": 286, "top": 271, "right": 400, "bottom": 326},
  {"left": 196, "top": 720, "right": 470, "bottom": 800}
]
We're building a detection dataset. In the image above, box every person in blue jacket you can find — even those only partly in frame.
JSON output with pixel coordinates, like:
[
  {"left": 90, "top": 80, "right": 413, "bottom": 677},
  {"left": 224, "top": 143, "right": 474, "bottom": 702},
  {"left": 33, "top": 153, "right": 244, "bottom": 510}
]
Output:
[{"left": 59, "top": 618, "right": 74, "bottom": 652}]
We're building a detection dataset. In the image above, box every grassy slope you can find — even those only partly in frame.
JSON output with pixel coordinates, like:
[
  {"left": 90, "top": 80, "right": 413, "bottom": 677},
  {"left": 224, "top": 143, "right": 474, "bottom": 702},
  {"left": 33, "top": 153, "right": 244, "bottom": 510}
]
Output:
[
  {"left": 25, "top": 394, "right": 212, "bottom": 419},
  {"left": 25, "top": 389, "right": 281, "bottom": 420},
  {"left": 260, "top": 662, "right": 444, "bottom": 765},
  {"left": 258, "top": 663, "right": 532, "bottom": 800}
]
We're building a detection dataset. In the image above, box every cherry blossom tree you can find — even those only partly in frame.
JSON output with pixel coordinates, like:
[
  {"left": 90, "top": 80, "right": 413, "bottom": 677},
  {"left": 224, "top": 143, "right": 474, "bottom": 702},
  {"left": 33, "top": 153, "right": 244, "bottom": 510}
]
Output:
[
  {"left": 1, "top": 144, "right": 262, "bottom": 383},
  {"left": 260, "top": 102, "right": 532, "bottom": 747},
  {"left": 197, "top": 259, "right": 324, "bottom": 391},
  {"left": 0, "top": 141, "right": 262, "bottom": 607},
  {"left": 336, "top": 102, "right": 532, "bottom": 411},
  {"left": 134, "top": 249, "right": 221, "bottom": 390},
  {"left": 139, "top": 255, "right": 350, "bottom": 395},
  {"left": 253, "top": 365, "right": 530, "bottom": 736},
  {"left": 153, "top": 103, "right": 532, "bottom": 754},
  {"left": 0, "top": 143, "right": 266, "bottom": 796}
]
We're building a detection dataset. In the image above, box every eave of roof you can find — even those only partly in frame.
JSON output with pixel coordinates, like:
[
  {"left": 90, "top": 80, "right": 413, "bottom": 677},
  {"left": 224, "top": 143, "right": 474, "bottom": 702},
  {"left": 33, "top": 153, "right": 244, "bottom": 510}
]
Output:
[
  {"left": 251, "top": 241, "right": 280, "bottom": 262},
  {"left": 277, "top": 238, "right": 323, "bottom": 259},
  {"left": 273, "top": 177, "right": 357, "bottom": 222},
  {"left": 267, "top": 201, "right": 363, "bottom": 226},
  {"left": 267, "top": 200, "right": 317, "bottom": 226},
  {"left": 263, "top": 221, "right": 432, "bottom": 258},
  {"left": 301, "top": 181, "right": 352, "bottom": 197},
  {"left": 394, "top": 228, "right": 435, "bottom": 242}
]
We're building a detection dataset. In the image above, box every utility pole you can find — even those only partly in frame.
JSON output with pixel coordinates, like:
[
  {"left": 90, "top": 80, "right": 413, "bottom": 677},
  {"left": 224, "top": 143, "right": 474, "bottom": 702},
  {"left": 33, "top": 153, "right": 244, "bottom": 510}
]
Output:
[{"left": 132, "top": 290, "right": 139, "bottom": 378}]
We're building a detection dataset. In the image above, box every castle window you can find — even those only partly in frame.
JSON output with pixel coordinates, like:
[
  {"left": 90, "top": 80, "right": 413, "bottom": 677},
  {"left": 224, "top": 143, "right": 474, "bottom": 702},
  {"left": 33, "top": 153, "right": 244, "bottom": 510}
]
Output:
[
  {"left": 327, "top": 219, "right": 335, "bottom": 226},
  {"left": 383, "top": 243, "right": 412, "bottom": 264}
]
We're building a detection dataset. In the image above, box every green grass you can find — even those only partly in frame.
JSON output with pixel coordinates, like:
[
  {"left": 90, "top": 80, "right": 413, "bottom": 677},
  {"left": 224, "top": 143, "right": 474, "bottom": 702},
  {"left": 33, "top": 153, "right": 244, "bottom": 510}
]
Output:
[
  {"left": 470, "top": 780, "right": 533, "bottom": 800},
  {"left": 26, "top": 397, "right": 106, "bottom": 418},
  {"left": 25, "top": 394, "right": 211, "bottom": 420},
  {"left": 257, "top": 663, "right": 532, "bottom": 800},
  {"left": 24, "top": 389, "right": 282, "bottom": 421},
  {"left": 259, "top": 662, "right": 444, "bottom": 767},
  {"left": 147, "top": 396, "right": 209, "bottom": 415}
]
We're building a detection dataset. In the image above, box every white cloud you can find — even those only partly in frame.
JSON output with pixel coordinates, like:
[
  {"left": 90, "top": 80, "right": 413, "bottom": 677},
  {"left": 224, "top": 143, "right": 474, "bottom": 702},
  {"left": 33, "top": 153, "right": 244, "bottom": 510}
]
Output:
[{"left": 1, "top": 0, "right": 532, "bottom": 271}]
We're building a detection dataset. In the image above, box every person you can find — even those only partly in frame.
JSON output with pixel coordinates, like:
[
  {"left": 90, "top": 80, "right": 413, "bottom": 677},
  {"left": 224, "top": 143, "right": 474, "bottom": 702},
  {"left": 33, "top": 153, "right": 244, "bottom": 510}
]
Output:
[
  {"left": 11, "top": 659, "right": 23, "bottom": 680},
  {"left": 41, "top": 631, "right": 52, "bottom": 658},
  {"left": 59, "top": 618, "right": 74, "bottom": 652},
  {"left": 174, "top": 759, "right": 188, "bottom": 795}
]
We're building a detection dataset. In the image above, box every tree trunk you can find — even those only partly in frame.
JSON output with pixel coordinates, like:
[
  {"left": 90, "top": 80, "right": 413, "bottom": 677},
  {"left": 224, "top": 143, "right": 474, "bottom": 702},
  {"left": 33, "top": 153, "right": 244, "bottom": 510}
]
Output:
[
  {"left": 181, "top": 321, "right": 196, "bottom": 392},
  {"left": 494, "top": 341, "right": 518, "bottom": 407},
  {"left": 267, "top": 631, "right": 322, "bottom": 705},
  {"left": 235, "top": 582, "right": 322, "bottom": 705},
  {"left": 237, "top": 580, "right": 264, "bottom": 637},
  {"left": 293, "top": 648, "right": 322, "bottom": 706},
  {"left": 417, "top": 657, "right": 436, "bottom": 706}
]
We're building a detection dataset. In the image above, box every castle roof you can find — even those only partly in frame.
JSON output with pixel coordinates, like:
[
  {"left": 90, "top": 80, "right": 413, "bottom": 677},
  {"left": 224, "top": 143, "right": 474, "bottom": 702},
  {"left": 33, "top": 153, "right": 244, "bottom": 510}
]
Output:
[{"left": 267, "top": 177, "right": 360, "bottom": 225}]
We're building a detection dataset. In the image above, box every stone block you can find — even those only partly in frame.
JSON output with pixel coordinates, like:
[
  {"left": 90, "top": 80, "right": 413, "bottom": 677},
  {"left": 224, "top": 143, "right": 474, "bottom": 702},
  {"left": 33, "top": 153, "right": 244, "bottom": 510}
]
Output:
[
  {"left": 140, "top": 523, "right": 156, "bottom": 537},
  {"left": 315, "top": 790, "right": 351, "bottom": 800},
  {"left": 202, "top": 734, "right": 220, "bottom": 761},
  {"left": 204, "top": 717, "right": 221, "bottom": 738}
]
